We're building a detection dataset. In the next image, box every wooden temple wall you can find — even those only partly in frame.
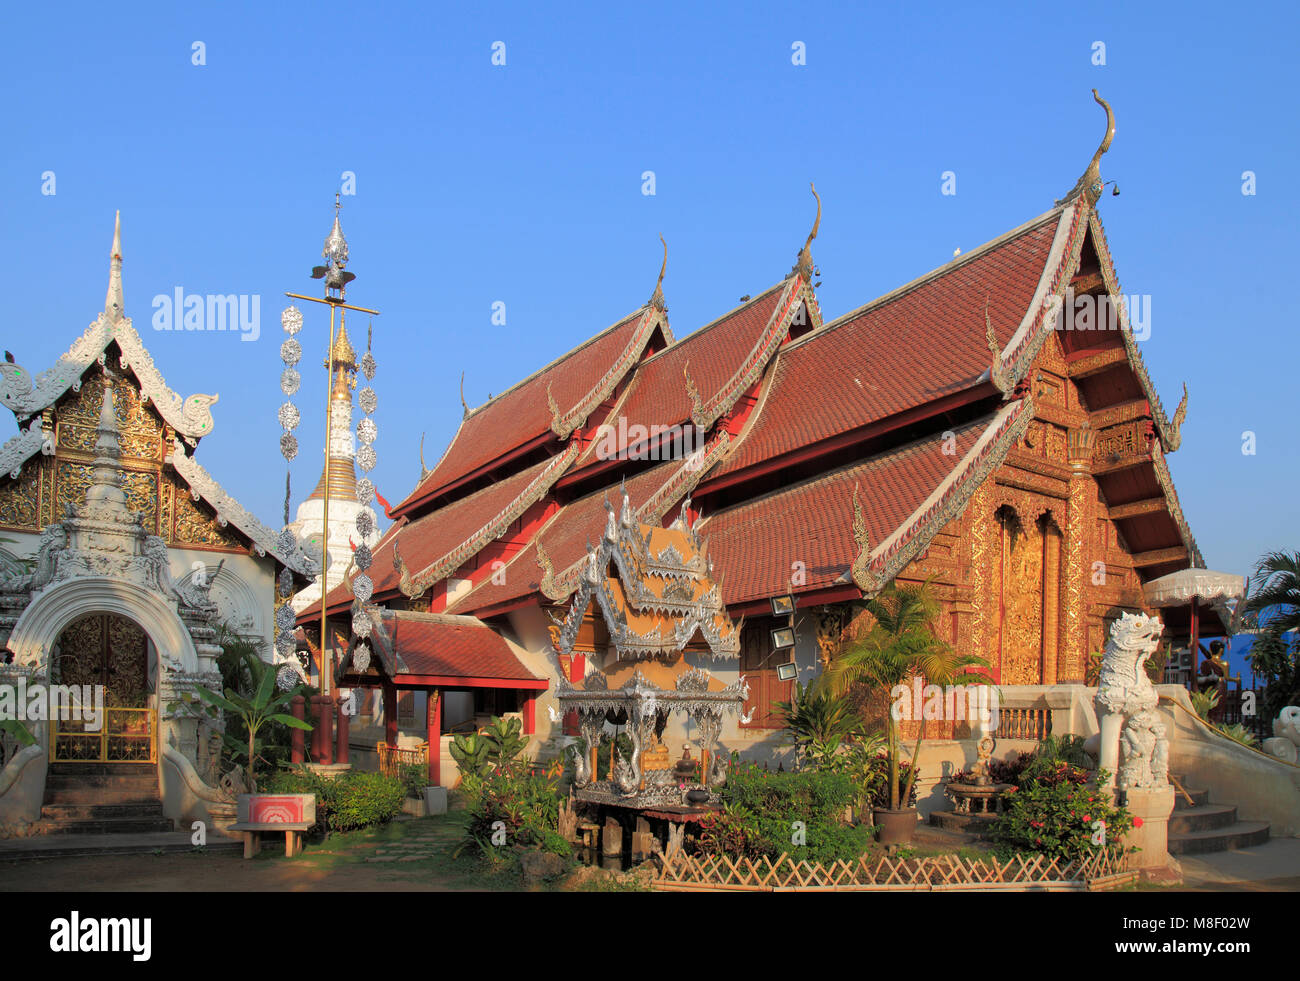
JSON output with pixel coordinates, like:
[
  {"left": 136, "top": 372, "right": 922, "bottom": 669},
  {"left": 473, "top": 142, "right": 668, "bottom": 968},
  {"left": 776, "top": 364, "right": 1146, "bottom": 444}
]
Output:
[{"left": 882, "top": 332, "right": 1154, "bottom": 696}]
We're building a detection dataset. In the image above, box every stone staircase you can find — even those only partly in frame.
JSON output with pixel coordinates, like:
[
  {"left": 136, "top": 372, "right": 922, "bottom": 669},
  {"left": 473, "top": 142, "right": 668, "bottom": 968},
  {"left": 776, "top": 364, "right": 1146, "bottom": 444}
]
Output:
[
  {"left": 1167, "top": 776, "right": 1269, "bottom": 856},
  {"left": 39, "top": 763, "right": 174, "bottom": 835}
]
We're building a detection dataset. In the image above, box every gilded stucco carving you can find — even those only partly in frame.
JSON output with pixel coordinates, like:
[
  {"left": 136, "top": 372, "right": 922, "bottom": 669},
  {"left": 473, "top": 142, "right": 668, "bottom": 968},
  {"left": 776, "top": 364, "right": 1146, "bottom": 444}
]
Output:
[
  {"left": 56, "top": 460, "right": 95, "bottom": 517},
  {"left": 171, "top": 482, "right": 245, "bottom": 549},
  {"left": 55, "top": 367, "right": 164, "bottom": 463},
  {"left": 0, "top": 462, "right": 42, "bottom": 530},
  {"left": 999, "top": 507, "right": 1044, "bottom": 685}
]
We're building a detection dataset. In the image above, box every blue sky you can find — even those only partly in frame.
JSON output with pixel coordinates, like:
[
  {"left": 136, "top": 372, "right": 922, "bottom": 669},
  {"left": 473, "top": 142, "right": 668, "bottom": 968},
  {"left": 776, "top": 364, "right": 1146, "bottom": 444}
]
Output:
[{"left": 2, "top": 1, "right": 1296, "bottom": 581}]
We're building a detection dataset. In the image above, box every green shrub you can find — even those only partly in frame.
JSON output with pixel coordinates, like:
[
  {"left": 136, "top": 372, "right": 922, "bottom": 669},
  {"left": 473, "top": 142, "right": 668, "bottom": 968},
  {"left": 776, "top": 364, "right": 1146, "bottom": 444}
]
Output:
[
  {"left": 263, "top": 767, "right": 405, "bottom": 834},
  {"left": 397, "top": 762, "right": 430, "bottom": 799},
  {"left": 990, "top": 767, "right": 1132, "bottom": 861},
  {"left": 457, "top": 758, "right": 569, "bottom": 859},
  {"left": 697, "top": 763, "right": 873, "bottom": 864},
  {"left": 867, "top": 756, "right": 919, "bottom": 809},
  {"left": 330, "top": 771, "right": 406, "bottom": 832}
]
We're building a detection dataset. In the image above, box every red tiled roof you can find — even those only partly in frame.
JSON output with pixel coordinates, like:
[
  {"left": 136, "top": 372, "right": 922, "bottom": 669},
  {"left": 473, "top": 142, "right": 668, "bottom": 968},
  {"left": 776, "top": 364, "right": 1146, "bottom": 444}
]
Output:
[
  {"left": 410, "top": 309, "right": 649, "bottom": 503},
  {"left": 700, "top": 416, "right": 991, "bottom": 606},
  {"left": 714, "top": 210, "right": 1065, "bottom": 479},
  {"left": 449, "top": 458, "right": 688, "bottom": 614},
  {"left": 300, "top": 456, "right": 559, "bottom": 618},
  {"left": 371, "top": 613, "right": 543, "bottom": 683},
  {"left": 575, "top": 284, "right": 788, "bottom": 465}
]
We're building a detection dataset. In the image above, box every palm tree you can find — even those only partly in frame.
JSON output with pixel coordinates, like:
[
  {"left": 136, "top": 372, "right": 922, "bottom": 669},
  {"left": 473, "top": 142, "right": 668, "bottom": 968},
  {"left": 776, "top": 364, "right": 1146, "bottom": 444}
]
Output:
[
  {"left": 1244, "top": 551, "right": 1300, "bottom": 634},
  {"left": 823, "top": 582, "right": 989, "bottom": 811},
  {"left": 1244, "top": 551, "right": 1300, "bottom": 719}
]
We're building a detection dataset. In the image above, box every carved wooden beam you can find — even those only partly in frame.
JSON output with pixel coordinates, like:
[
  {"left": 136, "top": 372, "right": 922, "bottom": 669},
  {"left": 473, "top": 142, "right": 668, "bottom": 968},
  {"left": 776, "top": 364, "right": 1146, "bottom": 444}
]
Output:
[
  {"left": 1130, "top": 546, "right": 1187, "bottom": 568},
  {"left": 1108, "top": 497, "right": 1167, "bottom": 521},
  {"left": 1089, "top": 398, "right": 1152, "bottom": 428},
  {"left": 1067, "top": 347, "right": 1128, "bottom": 378},
  {"left": 1092, "top": 454, "right": 1152, "bottom": 477},
  {"left": 1069, "top": 271, "right": 1106, "bottom": 294},
  {"left": 1033, "top": 402, "right": 1086, "bottom": 430}
]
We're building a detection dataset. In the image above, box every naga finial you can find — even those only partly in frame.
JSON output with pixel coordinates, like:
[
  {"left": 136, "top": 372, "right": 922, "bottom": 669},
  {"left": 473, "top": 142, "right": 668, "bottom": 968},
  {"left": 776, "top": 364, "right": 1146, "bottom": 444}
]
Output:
[
  {"left": 650, "top": 234, "right": 668, "bottom": 311},
  {"left": 985, "top": 298, "right": 1013, "bottom": 399},
  {"left": 546, "top": 381, "right": 564, "bottom": 434},
  {"left": 1057, "top": 89, "right": 1116, "bottom": 208},
  {"left": 1164, "top": 383, "right": 1188, "bottom": 452},
  {"left": 849, "top": 483, "right": 880, "bottom": 596},
  {"left": 459, "top": 371, "right": 469, "bottom": 418},
  {"left": 792, "top": 183, "right": 821, "bottom": 279},
  {"left": 392, "top": 531, "right": 422, "bottom": 599},
  {"left": 419, "top": 432, "right": 430, "bottom": 481}
]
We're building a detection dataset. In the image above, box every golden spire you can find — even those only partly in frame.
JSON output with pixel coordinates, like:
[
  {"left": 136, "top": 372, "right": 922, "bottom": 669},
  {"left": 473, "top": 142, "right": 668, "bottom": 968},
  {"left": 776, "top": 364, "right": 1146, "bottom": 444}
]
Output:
[
  {"left": 1056, "top": 90, "right": 1117, "bottom": 208},
  {"left": 329, "top": 321, "right": 358, "bottom": 370}
]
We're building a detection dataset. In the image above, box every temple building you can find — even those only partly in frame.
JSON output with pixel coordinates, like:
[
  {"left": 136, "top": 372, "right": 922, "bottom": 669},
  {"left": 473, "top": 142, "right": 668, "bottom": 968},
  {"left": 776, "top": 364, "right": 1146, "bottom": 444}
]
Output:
[
  {"left": 303, "top": 94, "right": 1213, "bottom": 796},
  {"left": 0, "top": 214, "right": 316, "bottom": 830}
]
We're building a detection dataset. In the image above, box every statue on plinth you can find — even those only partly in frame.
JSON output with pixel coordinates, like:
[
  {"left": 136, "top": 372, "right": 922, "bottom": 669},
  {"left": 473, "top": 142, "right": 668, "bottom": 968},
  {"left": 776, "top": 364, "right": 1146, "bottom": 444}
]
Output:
[{"left": 1095, "top": 612, "right": 1168, "bottom": 793}]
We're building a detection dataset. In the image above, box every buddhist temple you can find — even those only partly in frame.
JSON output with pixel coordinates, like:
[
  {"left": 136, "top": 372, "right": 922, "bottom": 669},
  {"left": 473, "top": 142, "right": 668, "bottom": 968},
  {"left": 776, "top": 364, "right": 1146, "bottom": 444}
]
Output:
[
  {"left": 0, "top": 214, "right": 317, "bottom": 829},
  {"left": 303, "top": 92, "right": 1216, "bottom": 796}
]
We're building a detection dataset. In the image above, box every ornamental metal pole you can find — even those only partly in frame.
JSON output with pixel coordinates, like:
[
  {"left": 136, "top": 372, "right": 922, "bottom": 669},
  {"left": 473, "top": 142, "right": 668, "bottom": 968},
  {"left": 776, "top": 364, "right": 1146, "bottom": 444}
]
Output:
[{"left": 282, "top": 195, "right": 380, "bottom": 701}]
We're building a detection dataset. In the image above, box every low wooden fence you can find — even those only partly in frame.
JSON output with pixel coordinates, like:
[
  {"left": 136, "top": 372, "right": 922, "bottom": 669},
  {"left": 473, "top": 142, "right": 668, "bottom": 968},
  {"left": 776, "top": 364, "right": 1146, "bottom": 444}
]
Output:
[
  {"left": 376, "top": 742, "right": 426, "bottom": 778},
  {"left": 653, "top": 847, "right": 1134, "bottom": 892}
]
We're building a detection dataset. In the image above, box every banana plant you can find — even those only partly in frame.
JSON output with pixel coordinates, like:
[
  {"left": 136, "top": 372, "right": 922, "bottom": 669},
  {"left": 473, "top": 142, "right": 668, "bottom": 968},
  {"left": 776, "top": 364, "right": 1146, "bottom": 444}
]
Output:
[
  {"left": 482, "top": 715, "right": 526, "bottom": 771},
  {"left": 449, "top": 731, "right": 491, "bottom": 777},
  {"left": 192, "top": 666, "right": 312, "bottom": 792}
]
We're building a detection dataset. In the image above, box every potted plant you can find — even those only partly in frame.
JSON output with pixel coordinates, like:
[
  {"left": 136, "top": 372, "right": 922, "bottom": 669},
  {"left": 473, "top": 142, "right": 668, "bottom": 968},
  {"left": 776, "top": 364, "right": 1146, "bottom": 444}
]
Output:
[
  {"left": 191, "top": 657, "right": 315, "bottom": 827},
  {"left": 824, "top": 582, "right": 989, "bottom": 845}
]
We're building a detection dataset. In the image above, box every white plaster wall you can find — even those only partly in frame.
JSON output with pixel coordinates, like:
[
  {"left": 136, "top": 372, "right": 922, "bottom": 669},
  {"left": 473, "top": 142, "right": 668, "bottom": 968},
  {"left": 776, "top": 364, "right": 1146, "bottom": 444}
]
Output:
[{"left": 166, "top": 546, "right": 276, "bottom": 655}]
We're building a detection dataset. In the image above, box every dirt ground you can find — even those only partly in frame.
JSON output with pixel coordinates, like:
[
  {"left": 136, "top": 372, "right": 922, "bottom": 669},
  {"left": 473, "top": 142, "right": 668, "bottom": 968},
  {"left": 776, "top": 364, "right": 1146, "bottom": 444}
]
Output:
[{"left": 0, "top": 813, "right": 519, "bottom": 892}]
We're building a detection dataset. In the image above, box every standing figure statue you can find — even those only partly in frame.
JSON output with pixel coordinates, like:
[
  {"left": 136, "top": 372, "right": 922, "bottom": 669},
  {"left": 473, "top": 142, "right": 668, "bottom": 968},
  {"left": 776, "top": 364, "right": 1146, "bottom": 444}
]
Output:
[
  {"left": 1196, "top": 640, "right": 1230, "bottom": 724},
  {"left": 1094, "top": 612, "right": 1169, "bottom": 793}
]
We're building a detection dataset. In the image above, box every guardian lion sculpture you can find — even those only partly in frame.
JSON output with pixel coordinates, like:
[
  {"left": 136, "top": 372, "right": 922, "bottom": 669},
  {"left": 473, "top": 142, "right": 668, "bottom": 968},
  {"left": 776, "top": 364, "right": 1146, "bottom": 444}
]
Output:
[{"left": 1095, "top": 612, "right": 1168, "bottom": 792}]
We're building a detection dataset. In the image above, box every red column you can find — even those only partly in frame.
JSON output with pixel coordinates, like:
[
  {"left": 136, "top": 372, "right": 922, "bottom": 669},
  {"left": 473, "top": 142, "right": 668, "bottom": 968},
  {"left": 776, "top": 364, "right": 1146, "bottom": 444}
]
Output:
[
  {"left": 1189, "top": 598, "right": 1200, "bottom": 687},
  {"left": 426, "top": 690, "right": 441, "bottom": 787},
  {"left": 308, "top": 695, "right": 325, "bottom": 761},
  {"left": 383, "top": 680, "right": 398, "bottom": 747},
  {"left": 290, "top": 696, "right": 305, "bottom": 764},
  {"left": 522, "top": 691, "right": 536, "bottom": 735},
  {"left": 335, "top": 694, "right": 350, "bottom": 765},
  {"left": 318, "top": 695, "right": 334, "bottom": 765}
]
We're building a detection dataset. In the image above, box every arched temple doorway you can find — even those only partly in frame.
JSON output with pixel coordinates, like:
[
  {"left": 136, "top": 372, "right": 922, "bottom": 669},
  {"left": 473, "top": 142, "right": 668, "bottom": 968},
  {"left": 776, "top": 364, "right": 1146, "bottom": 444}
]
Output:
[
  {"left": 54, "top": 613, "right": 151, "bottom": 708},
  {"left": 47, "top": 611, "right": 158, "bottom": 766}
]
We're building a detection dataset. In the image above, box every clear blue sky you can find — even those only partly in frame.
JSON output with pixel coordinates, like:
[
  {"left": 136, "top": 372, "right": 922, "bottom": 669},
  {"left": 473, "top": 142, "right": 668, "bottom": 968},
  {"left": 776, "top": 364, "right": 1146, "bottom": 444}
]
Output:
[{"left": 2, "top": 1, "right": 1296, "bottom": 581}]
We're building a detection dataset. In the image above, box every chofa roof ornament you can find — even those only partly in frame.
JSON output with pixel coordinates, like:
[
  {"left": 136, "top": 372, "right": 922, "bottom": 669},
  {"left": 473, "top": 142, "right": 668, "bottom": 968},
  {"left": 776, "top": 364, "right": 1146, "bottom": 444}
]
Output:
[
  {"left": 1056, "top": 90, "right": 1117, "bottom": 208},
  {"left": 650, "top": 234, "right": 668, "bottom": 312},
  {"left": 791, "top": 182, "right": 821, "bottom": 280}
]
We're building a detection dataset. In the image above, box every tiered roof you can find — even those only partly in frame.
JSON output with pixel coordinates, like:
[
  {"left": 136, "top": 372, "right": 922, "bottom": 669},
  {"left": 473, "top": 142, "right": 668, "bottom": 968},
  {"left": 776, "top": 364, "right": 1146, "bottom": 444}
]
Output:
[
  {"left": 307, "top": 92, "right": 1209, "bottom": 674},
  {"left": 400, "top": 301, "right": 669, "bottom": 512}
]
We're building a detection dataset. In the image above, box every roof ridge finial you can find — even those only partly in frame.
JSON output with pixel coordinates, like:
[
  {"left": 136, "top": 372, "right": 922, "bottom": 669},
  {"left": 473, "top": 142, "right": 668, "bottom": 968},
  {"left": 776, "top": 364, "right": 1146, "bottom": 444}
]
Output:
[
  {"left": 650, "top": 234, "right": 668, "bottom": 311},
  {"left": 104, "top": 210, "right": 124, "bottom": 322},
  {"left": 1056, "top": 89, "right": 1116, "bottom": 208},
  {"left": 792, "top": 183, "right": 820, "bottom": 280}
]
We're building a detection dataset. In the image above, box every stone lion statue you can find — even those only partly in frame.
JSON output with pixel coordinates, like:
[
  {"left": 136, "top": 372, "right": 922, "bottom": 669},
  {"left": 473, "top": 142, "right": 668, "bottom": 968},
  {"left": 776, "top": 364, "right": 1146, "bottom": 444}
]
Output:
[
  {"left": 1094, "top": 612, "right": 1167, "bottom": 792},
  {"left": 1262, "top": 705, "right": 1300, "bottom": 764}
]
